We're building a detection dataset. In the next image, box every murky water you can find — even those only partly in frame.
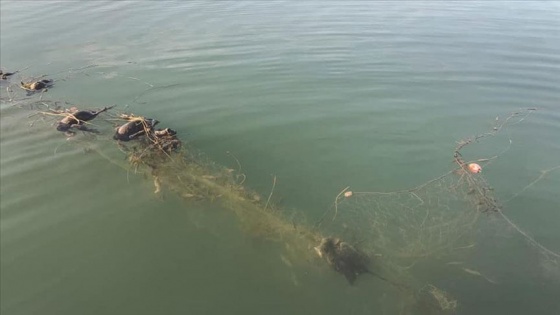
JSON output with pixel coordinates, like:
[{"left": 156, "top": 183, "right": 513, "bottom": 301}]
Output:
[{"left": 1, "top": 1, "right": 559, "bottom": 314}]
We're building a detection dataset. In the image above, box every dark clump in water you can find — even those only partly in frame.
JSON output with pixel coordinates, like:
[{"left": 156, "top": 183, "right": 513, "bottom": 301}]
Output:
[{"left": 314, "top": 237, "right": 372, "bottom": 284}]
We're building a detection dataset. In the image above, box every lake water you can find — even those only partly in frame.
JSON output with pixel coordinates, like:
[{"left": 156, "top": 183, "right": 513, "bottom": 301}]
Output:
[{"left": 1, "top": 1, "right": 559, "bottom": 314}]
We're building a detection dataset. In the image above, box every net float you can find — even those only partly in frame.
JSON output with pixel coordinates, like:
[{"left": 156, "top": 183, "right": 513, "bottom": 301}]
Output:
[{"left": 468, "top": 163, "right": 482, "bottom": 174}]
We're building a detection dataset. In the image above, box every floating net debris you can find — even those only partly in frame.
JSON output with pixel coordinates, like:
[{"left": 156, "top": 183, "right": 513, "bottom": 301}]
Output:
[
  {"left": 325, "top": 173, "right": 482, "bottom": 262},
  {"left": 319, "top": 109, "right": 560, "bottom": 267},
  {"left": 2, "top": 66, "right": 559, "bottom": 314}
]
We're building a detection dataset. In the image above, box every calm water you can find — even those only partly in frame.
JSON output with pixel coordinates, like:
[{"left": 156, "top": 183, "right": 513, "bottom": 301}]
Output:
[{"left": 1, "top": 1, "right": 559, "bottom": 314}]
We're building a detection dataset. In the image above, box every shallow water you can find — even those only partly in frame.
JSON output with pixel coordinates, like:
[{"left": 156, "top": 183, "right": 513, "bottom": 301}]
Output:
[{"left": 1, "top": 1, "right": 559, "bottom": 314}]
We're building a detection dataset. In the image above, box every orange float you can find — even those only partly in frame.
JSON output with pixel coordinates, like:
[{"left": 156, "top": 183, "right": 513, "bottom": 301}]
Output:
[{"left": 468, "top": 163, "right": 482, "bottom": 174}]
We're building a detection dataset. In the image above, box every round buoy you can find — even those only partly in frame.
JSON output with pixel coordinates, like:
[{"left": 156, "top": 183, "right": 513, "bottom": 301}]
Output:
[{"left": 468, "top": 163, "right": 482, "bottom": 174}]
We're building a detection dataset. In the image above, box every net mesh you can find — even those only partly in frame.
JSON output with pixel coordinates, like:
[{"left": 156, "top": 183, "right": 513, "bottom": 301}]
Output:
[{"left": 324, "top": 173, "right": 482, "bottom": 263}]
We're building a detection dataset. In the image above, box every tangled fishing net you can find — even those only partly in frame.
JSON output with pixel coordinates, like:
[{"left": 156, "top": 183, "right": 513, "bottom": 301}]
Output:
[
  {"left": 320, "top": 109, "right": 559, "bottom": 267},
  {"left": 3, "top": 66, "right": 559, "bottom": 314},
  {"left": 326, "top": 174, "right": 481, "bottom": 262}
]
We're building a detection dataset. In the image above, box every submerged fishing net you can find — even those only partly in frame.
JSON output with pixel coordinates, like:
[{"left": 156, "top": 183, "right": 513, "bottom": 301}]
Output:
[
  {"left": 326, "top": 173, "right": 481, "bottom": 262},
  {"left": 125, "top": 132, "right": 322, "bottom": 252},
  {"left": 3, "top": 66, "right": 559, "bottom": 314},
  {"left": 113, "top": 111, "right": 540, "bottom": 315},
  {"left": 319, "top": 109, "right": 560, "bottom": 269}
]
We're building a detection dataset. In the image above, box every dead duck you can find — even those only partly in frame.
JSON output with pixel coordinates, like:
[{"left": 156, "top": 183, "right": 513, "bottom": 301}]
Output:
[
  {"left": 315, "top": 237, "right": 372, "bottom": 284},
  {"left": 154, "top": 128, "right": 181, "bottom": 151},
  {"left": 314, "top": 237, "right": 392, "bottom": 286},
  {"left": 0, "top": 70, "right": 16, "bottom": 80},
  {"left": 56, "top": 106, "right": 115, "bottom": 131},
  {"left": 154, "top": 128, "right": 177, "bottom": 137},
  {"left": 114, "top": 118, "right": 159, "bottom": 141},
  {"left": 20, "top": 79, "right": 53, "bottom": 91},
  {"left": 315, "top": 237, "right": 410, "bottom": 290}
]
